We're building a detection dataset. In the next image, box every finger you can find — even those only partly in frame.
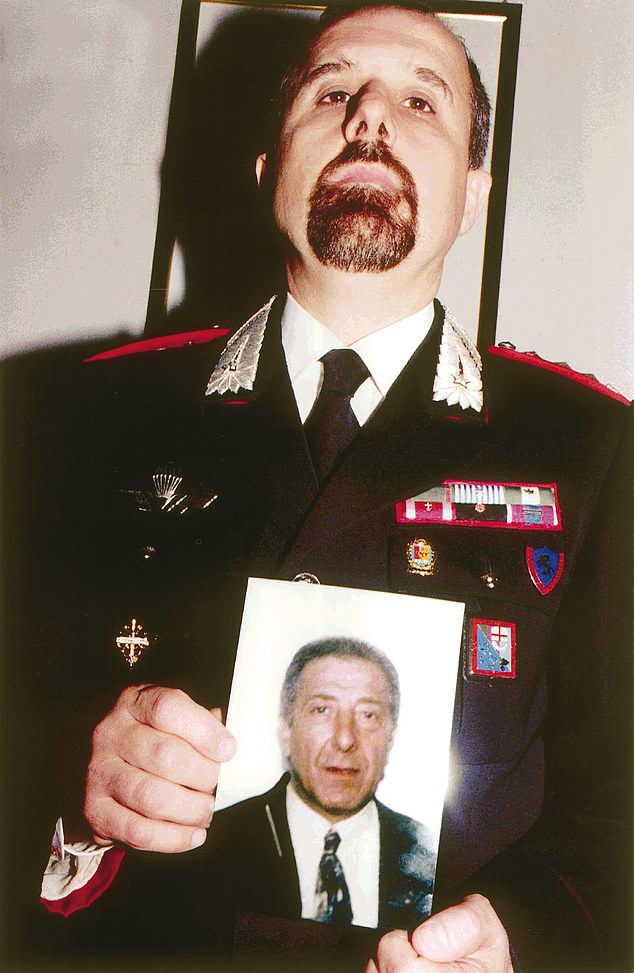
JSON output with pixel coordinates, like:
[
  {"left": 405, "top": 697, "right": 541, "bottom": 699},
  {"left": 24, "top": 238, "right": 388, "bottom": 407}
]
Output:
[
  {"left": 92, "top": 834, "right": 115, "bottom": 848},
  {"left": 411, "top": 895, "right": 507, "bottom": 964},
  {"left": 376, "top": 929, "right": 420, "bottom": 973},
  {"left": 86, "top": 794, "right": 208, "bottom": 854},
  {"left": 126, "top": 686, "right": 236, "bottom": 761},
  {"left": 103, "top": 758, "right": 216, "bottom": 829},
  {"left": 116, "top": 721, "right": 221, "bottom": 793}
]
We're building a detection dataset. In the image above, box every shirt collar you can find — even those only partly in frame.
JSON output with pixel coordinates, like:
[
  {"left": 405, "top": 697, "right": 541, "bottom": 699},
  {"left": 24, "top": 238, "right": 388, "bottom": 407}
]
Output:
[
  {"left": 286, "top": 779, "right": 378, "bottom": 842},
  {"left": 281, "top": 292, "right": 434, "bottom": 399}
]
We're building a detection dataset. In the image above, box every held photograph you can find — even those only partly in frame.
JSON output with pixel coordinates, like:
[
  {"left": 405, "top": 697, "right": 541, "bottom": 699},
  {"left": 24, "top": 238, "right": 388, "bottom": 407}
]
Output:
[{"left": 215, "top": 577, "right": 465, "bottom": 930}]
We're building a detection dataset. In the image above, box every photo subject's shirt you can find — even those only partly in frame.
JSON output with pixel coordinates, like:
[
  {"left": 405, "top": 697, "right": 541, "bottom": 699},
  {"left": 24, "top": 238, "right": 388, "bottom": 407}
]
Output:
[{"left": 286, "top": 782, "right": 380, "bottom": 928}]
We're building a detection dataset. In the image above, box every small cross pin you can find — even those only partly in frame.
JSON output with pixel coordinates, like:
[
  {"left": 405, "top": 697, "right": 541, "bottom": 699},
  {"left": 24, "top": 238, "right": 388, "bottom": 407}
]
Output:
[{"left": 116, "top": 618, "right": 150, "bottom": 667}]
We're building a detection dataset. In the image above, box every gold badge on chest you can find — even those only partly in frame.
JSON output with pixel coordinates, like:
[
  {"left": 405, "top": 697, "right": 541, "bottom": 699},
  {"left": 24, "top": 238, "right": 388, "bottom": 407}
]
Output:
[{"left": 406, "top": 537, "right": 437, "bottom": 576}]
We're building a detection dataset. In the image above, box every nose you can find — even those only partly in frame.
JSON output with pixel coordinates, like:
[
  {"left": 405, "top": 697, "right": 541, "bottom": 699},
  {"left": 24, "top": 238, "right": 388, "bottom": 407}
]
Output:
[
  {"left": 333, "top": 710, "right": 357, "bottom": 752},
  {"left": 343, "top": 84, "right": 396, "bottom": 147}
]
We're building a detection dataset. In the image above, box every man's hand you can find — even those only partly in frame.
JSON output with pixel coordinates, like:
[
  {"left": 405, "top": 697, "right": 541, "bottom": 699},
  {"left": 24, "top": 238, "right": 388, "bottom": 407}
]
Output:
[
  {"left": 370, "top": 895, "right": 513, "bottom": 973},
  {"left": 84, "top": 685, "right": 236, "bottom": 853}
]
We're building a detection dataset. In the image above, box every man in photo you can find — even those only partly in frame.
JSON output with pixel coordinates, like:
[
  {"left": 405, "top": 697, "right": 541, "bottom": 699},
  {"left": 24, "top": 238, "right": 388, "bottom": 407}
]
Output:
[{"left": 211, "top": 637, "right": 435, "bottom": 931}]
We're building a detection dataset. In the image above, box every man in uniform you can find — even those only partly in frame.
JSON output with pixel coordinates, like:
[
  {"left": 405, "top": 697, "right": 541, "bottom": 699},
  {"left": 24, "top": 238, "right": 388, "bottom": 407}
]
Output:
[{"left": 28, "top": 3, "right": 631, "bottom": 972}]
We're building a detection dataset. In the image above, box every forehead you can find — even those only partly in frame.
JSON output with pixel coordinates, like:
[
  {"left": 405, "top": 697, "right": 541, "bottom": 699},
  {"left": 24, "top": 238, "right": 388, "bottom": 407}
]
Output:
[
  {"left": 297, "top": 654, "right": 390, "bottom": 699},
  {"left": 306, "top": 7, "right": 471, "bottom": 95}
]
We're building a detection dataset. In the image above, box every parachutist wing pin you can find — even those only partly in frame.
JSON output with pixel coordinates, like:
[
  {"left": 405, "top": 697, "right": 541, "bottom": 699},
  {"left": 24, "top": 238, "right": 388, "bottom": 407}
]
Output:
[
  {"left": 153, "top": 465, "right": 183, "bottom": 506},
  {"left": 120, "top": 464, "right": 218, "bottom": 514}
]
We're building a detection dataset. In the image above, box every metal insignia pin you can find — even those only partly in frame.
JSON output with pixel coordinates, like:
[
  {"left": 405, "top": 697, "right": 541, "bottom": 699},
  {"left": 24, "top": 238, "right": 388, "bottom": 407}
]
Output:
[
  {"left": 406, "top": 538, "right": 436, "bottom": 576},
  {"left": 480, "top": 559, "right": 498, "bottom": 589},
  {"left": 205, "top": 297, "right": 274, "bottom": 396},
  {"left": 153, "top": 464, "right": 183, "bottom": 508},
  {"left": 432, "top": 308, "right": 483, "bottom": 413},
  {"left": 116, "top": 618, "right": 150, "bottom": 667},
  {"left": 122, "top": 463, "right": 219, "bottom": 515}
]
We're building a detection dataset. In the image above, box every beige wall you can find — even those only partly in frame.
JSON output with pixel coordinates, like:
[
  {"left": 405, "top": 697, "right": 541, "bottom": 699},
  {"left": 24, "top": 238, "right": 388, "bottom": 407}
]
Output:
[
  {"left": 3, "top": 0, "right": 632, "bottom": 397},
  {"left": 499, "top": 0, "right": 633, "bottom": 398},
  {"left": 2, "top": 0, "right": 180, "bottom": 353}
]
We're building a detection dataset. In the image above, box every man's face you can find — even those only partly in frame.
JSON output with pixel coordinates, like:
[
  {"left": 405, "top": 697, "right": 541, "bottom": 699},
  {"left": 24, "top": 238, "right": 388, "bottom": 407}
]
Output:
[
  {"left": 280, "top": 655, "right": 395, "bottom": 821},
  {"left": 260, "top": 6, "right": 490, "bottom": 281}
]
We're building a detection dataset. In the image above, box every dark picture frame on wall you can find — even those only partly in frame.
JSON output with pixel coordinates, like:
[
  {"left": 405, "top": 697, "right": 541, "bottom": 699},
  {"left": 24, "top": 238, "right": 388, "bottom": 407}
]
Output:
[{"left": 145, "top": 0, "right": 521, "bottom": 355}]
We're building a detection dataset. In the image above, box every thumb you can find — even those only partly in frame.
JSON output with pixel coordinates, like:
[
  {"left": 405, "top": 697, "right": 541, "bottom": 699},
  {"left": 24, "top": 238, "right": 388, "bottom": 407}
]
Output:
[{"left": 411, "top": 895, "right": 503, "bottom": 962}]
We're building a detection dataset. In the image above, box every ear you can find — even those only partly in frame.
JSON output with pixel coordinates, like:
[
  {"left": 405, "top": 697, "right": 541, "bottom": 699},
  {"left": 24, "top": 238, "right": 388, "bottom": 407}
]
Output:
[
  {"left": 278, "top": 715, "right": 291, "bottom": 757},
  {"left": 458, "top": 168, "right": 492, "bottom": 236},
  {"left": 255, "top": 152, "right": 267, "bottom": 187}
]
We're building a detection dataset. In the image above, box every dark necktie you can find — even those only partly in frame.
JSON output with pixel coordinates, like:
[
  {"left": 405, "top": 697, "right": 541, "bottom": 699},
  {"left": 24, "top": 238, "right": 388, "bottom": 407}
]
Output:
[
  {"left": 303, "top": 349, "right": 370, "bottom": 482},
  {"left": 314, "top": 829, "right": 353, "bottom": 925}
]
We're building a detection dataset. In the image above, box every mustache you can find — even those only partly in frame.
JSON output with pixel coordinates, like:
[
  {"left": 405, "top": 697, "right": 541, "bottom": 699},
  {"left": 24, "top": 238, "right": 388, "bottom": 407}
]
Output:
[{"left": 317, "top": 140, "right": 417, "bottom": 198}]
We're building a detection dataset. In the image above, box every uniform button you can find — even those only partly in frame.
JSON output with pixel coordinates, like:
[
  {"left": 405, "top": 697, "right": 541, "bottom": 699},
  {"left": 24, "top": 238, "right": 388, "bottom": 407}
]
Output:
[
  {"left": 480, "top": 559, "right": 498, "bottom": 589},
  {"left": 292, "top": 572, "right": 320, "bottom": 585},
  {"left": 481, "top": 571, "right": 498, "bottom": 589}
]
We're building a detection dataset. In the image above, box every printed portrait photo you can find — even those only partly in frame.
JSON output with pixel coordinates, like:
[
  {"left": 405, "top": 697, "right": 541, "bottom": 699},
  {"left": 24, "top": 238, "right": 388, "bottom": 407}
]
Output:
[{"left": 215, "top": 577, "right": 465, "bottom": 929}]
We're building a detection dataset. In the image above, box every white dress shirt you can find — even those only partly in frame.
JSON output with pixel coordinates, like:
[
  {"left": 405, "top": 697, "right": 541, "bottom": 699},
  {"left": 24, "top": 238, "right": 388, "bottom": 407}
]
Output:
[
  {"left": 281, "top": 293, "right": 435, "bottom": 425},
  {"left": 286, "top": 781, "right": 381, "bottom": 929}
]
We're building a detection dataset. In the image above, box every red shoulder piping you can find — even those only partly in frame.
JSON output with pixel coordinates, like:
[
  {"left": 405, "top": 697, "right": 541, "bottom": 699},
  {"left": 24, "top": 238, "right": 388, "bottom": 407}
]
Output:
[
  {"left": 489, "top": 345, "right": 631, "bottom": 405},
  {"left": 84, "top": 328, "right": 231, "bottom": 362}
]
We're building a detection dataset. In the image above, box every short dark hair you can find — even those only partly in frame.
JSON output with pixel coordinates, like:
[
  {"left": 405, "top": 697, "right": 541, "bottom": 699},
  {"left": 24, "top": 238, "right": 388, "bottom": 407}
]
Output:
[
  {"left": 280, "top": 1, "right": 491, "bottom": 170},
  {"left": 280, "top": 636, "right": 401, "bottom": 725}
]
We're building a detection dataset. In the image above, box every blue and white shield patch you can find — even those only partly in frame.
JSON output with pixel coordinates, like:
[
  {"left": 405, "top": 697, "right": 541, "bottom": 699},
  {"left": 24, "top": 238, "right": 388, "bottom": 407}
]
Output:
[
  {"left": 526, "top": 546, "right": 564, "bottom": 595},
  {"left": 470, "top": 619, "right": 516, "bottom": 678}
]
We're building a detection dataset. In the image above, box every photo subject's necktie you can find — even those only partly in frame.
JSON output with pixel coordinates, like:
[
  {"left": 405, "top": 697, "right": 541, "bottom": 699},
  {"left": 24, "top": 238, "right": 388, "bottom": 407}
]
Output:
[
  {"left": 314, "top": 829, "right": 353, "bottom": 925},
  {"left": 303, "top": 349, "right": 370, "bottom": 482}
]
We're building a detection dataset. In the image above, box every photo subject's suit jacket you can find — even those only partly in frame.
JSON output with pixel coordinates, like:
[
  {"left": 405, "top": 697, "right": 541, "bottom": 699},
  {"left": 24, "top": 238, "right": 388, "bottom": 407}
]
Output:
[
  {"left": 206, "top": 775, "right": 436, "bottom": 928},
  {"left": 6, "top": 296, "right": 632, "bottom": 971}
]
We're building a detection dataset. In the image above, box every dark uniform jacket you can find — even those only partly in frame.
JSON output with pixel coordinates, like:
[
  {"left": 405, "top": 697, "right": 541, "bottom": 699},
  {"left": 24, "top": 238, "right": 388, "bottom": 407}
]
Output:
[{"left": 4, "top": 297, "right": 632, "bottom": 972}]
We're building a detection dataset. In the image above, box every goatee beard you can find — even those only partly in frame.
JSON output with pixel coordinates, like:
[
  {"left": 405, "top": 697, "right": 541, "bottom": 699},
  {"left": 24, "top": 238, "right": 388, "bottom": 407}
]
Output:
[{"left": 307, "top": 141, "right": 418, "bottom": 273}]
